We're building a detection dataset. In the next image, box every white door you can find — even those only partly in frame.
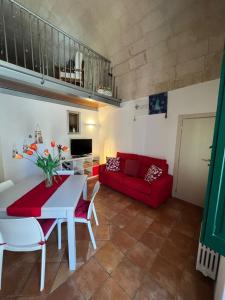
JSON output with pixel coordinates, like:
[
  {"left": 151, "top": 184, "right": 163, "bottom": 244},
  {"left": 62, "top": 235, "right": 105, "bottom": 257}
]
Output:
[{"left": 174, "top": 115, "right": 215, "bottom": 207}]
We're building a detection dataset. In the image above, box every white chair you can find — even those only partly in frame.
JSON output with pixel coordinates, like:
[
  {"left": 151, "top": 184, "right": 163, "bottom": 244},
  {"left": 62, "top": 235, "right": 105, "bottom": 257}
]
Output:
[
  {"left": 56, "top": 170, "right": 74, "bottom": 175},
  {"left": 0, "top": 217, "right": 57, "bottom": 291},
  {"left": 0, "top": 180, "right": 14, "bottom": 193},
  {"left": 57, "top": 181, "right": 100, "bottom": 250}
]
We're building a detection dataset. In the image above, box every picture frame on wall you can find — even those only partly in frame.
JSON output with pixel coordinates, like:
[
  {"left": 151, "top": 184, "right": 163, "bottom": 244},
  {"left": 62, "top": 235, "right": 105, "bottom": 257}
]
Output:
[
  {"left": 67, "top": 111, "right": 81, "bottom": 134},
  {"left": 149, "top": 92, "right": 168, "bottom": 118}
]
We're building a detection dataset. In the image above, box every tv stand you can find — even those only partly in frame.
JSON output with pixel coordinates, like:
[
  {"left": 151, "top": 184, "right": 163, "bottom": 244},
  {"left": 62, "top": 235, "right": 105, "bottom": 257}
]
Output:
[
  {"left": 71, "top": 153, "right": 92, "bottom": 158},
  {"left": 59, "top": 154, "right": 99, "bottom": 179}
]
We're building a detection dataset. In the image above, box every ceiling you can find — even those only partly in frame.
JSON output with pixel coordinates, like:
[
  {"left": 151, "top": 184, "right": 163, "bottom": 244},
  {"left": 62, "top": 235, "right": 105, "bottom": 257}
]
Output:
[{"left": 16, "top": 0, "right": 149, "bottom": 58}]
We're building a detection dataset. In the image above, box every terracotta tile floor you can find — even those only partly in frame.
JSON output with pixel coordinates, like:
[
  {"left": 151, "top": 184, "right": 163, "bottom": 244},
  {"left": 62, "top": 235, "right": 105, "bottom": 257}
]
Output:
[{"left": 0, "top": 179, "right": 214, "bottom": 300}]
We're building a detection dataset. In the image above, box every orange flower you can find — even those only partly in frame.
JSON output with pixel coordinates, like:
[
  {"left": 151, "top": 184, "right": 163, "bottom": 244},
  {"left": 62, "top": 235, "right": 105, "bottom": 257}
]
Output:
[
  {"left": 15, "top": 154, "right": 23, "bottom": 159},
  {"left": 29, "top": 143, "right": 37, "bottom": 151},
  {"left": 51, "top": 140, "right": 56, "bottom": 147},
  {"left": 25, "top": 150, "right": 33, "bottom": 155},
  {"left": 44, "top": 149, "right": 50, "bottom": 156},
  {"left": 62, "top": 146, "right": 69, "bottom": 152}
]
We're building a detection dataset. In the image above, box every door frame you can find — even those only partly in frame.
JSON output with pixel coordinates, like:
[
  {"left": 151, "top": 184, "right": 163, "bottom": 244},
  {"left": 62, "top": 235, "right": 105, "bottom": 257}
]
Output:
[
  {"left": 173, "top": 112, "right": 216, "bottom": 205},
  {"left": 0, "top": 137, "right": 4, "bottom": 182}
]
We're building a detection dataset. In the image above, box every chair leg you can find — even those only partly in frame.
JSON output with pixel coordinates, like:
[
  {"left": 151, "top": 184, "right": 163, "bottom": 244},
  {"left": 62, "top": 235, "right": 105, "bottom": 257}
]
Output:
[
  {"left": 92, "top": 204, "right": 99, "bottom": 226},
  {"left": 0, "top": 248, "right": 3, "bottom": 290},
  {"left": 40, "top": 244, "right": 46, "bottom": 291},
  {"left": 87, "top": 221, "right": 97, "bottom": 250},
  {"left": 57, "top": 220, "right": 62, "bottom": 250}
]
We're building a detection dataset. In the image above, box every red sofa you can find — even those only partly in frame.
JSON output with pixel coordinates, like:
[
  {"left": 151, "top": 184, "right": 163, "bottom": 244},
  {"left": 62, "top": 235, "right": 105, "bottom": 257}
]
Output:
[{"left": 99, "top": 152, "right": 173, "bottom": 208}]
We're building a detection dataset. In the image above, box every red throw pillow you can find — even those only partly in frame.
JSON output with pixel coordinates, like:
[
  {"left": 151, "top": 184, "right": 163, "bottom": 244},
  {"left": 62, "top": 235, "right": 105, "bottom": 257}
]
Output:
[
  {"left": 144, "top": 164, "right": 163, "bottom": 183},
  {"left": 124, "top": 159, "right": 140, "bottom": 177},
  {"left": 106, "top": 157, "right": 120, "bottom": 172}
]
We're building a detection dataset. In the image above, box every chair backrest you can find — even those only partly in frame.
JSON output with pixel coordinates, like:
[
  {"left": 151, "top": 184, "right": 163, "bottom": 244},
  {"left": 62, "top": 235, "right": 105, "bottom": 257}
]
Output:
[
  {"left": 56, "top": 170, "right": 74, "bottom": 175},
  {"left": 0, "top": 180, "right": 14, "bottom": 193},
  {"left": 87, "top": 181, "right": 100, "bottom": 219},
  {"left": 75, "top": 52, "right": 83, "bottom": 79},
  {"left": 75, "top": 51, "right": 83, "bottom": 69},
  {"left": 0, "top": 217, "right": 44, "bottom": 247}
]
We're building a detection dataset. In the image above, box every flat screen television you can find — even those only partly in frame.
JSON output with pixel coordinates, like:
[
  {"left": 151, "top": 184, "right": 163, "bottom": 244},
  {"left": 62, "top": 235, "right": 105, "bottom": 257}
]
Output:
[{"left": 70, "top": 139, "right": 92, "bottom": 156}]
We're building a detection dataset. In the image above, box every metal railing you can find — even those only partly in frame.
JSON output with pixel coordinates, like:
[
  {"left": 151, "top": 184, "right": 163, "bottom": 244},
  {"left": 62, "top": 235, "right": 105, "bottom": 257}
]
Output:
[{"left": 0, "top": 0, "right": 115, "bottom": 97}]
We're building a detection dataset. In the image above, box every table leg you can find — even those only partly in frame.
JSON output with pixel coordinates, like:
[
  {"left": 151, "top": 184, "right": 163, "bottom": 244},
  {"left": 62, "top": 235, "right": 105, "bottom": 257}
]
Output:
[
  {"left": 67, "top": 210, "right": 76, "bottom": 271},
  {"left": 83, "top": 180, "right": 87, "bottom": 200}
]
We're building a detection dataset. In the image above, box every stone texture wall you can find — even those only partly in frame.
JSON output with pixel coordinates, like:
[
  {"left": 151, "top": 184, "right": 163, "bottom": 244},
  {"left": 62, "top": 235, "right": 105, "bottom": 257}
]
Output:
[
  {"left": 14, "top": 0, "right": 225, "bottom": 101},
  {"left": 111, "top": 0, "right": 225, "bottom": 100}
]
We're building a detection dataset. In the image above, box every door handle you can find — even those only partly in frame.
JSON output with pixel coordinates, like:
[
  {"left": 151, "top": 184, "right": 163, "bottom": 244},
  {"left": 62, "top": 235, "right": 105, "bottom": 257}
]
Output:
[{"left": 202, "top": 158, "right": 211, "bottom": 162}]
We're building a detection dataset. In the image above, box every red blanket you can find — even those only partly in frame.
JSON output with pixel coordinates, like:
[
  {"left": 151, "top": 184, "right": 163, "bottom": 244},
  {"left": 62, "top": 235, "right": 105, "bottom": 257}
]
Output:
[{"left": 7, "top": 175, "right": 69, "bottom": 217}]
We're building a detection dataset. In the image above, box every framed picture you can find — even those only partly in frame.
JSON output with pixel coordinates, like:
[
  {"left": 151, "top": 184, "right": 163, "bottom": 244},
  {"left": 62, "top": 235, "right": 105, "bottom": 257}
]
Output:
[
  {"left": 67, "top": 111, "right": 81, "bottom": 134},
  {"left": 149, "top": 92, "right": 168, "bottom": 117}
]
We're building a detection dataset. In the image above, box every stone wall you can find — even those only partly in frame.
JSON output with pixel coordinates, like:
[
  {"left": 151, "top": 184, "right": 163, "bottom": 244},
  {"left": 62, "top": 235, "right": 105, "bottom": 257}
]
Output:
[{"left": 111, "top": 0, "right": 225, "bottom": 100}]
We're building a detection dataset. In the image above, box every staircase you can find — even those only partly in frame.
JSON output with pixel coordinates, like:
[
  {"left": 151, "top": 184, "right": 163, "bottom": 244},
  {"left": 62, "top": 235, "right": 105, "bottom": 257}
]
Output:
[{"left": 0, "top": 0, "right": 120, "bottom": 107}]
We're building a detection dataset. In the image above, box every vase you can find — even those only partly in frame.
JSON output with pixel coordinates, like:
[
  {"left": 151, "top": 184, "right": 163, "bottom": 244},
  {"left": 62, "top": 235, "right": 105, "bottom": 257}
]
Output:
[{"left": 44, "top": 172, "right": 53, "bottom": 188}]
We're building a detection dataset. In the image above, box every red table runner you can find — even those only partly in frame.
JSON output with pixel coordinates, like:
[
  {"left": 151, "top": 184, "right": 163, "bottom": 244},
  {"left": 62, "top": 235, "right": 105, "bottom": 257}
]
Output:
[{"left": 7, "top": 175, "right": 69, "bottom": 217}]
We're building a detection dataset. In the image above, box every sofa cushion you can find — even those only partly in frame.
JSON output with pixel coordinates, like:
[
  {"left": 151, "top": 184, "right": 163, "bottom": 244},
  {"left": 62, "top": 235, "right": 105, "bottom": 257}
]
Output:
[
  {"left": 122, "top": 176, "right": 152, "bottom": 195},
  {"left": 117, "top": 152, "right": 139, "bottom": 172},
  {"left": 124, "top": 159, "right": 140, "bottom": 177},
  {"left": 106, "top": 157, "right": 120, "bottom": 172},
  {"left": 137, "top": 155, "right": 168, "bottom": 178},
  {"left": 144, "top": 165, "right": 163, "bottom": 183},
  {"left": 102, "top": 170, "right": 126, "bottom": 184}
]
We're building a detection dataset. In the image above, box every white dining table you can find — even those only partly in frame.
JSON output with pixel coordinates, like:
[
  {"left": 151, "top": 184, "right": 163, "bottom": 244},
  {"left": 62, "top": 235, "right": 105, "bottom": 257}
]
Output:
[{"left": 0, "top": 174, "right": 88, "bottom": 271}]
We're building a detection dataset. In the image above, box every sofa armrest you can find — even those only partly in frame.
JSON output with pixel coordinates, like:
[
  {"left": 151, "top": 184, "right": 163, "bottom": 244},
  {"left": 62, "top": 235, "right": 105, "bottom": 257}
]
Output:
[
  {"left": 99, "top": 164, "right": 106, "bottom": 183},
  {"left": 149, "top": 174, "right": 173, "bottom": 208},
  {"left": 99, "top": 164, "right": 106, "bottom": 173}
]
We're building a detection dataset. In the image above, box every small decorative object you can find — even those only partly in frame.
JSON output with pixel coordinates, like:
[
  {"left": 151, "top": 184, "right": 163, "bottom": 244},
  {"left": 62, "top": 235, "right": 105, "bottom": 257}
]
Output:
[
  {"left": 23, "top": 135, "right": 33, "bottom": 153},
  {"left": 68, "top": 111, "right": 80, "bottom": 134},
  {"left": 97, "top": 87, "right": 113, "bottom": 97},
  {"left": 23, "top": 139, "right": 29, "bottom": 153},
  {"left": 12, "top": 145, "right": 18, "bottom": 158},
  {"left": 133, "top": 102, "right": 149, "bottom": 121},
  {"left": 14, "top": 141, "right": 69, "bottom": 188},
  {"left": 34, "top": 124, "right": 43, "bottom": 144},
  {"left": 149, "top": 92, "right": 168, "bottom": 118}
]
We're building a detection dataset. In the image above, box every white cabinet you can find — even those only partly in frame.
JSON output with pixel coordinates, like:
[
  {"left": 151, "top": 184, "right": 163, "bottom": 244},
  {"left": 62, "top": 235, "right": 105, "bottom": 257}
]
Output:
[{"left": 59, "top": 155, "right": 99, "bottom": 179}]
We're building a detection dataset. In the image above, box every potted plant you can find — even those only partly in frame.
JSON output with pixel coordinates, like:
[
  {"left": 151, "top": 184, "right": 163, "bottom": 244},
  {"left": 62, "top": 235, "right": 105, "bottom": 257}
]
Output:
[{"left": 14, "top": 141, "right": 69, "bottom": 187}]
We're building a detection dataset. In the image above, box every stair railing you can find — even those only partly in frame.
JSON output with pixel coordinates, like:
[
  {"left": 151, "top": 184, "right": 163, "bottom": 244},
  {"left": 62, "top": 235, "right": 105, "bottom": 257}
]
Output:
[{"left": 0, "top": 0, "right": 115, "bottom": 97}]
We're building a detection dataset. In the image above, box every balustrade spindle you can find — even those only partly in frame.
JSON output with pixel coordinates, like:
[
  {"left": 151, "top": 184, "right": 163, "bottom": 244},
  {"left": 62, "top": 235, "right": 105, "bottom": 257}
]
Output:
[
  {"left": 52, "top": 27, "right": 55, "bottom": 78},
  {"left": 2, "top": 15, "right": 8, "bottom": 62},
  {"left": 29, "top": 14, "right": 34, "bottom": 71}
]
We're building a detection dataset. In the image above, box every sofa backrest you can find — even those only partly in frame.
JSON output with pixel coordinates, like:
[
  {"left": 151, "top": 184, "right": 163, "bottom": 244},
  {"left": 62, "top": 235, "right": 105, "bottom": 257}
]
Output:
[
  {"left": 117, "top": 152, "right": 168, "bottom": 178},
  {"left": 137, "top": 154, "right": 168, "bottom": 178},
  {"left": 116, "top": 152, "right": 139, "bottom": 172}
]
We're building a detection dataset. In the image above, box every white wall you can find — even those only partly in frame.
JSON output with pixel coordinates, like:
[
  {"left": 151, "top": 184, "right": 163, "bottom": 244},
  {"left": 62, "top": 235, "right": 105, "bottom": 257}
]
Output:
[
  {"left": 0, "top": 94, "right": 99, "bottom": 183},
  {"left": 99, "top": 79, "right": 219, "bottom": 174},
  {"left": 0, "top": 79, "right": 220, "bottom": 183}
]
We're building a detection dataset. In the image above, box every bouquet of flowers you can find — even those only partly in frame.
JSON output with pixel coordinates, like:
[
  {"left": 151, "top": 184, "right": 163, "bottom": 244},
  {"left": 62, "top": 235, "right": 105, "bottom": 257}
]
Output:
[{"left": 14, "top": 141, "right": 69, "bottom": 187}]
